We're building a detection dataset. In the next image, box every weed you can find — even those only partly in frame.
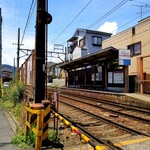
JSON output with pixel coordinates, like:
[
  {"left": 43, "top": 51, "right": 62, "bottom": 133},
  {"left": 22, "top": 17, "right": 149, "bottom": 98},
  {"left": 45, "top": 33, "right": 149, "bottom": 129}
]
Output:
[
  {"left": 12, "top": 130, "right": 35, "bottom": 148},
  {"left": 48, "top": 129, "right": 58, "bottom": 143}
]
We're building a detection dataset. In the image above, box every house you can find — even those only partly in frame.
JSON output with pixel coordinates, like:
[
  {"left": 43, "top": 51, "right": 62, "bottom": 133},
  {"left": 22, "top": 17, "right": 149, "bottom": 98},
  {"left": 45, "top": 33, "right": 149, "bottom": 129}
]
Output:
[
  {"left": 66, "top": 28, "right": 112, "bottom": 61},
  {"left": 47, "top": 62, "right": 65, "bottom": 83},
  {"left": 102, "top": 16, "right": 150, "bottom": 93},
  {"left": 60, "top": 28, "right": 130, "bottom": 92}
]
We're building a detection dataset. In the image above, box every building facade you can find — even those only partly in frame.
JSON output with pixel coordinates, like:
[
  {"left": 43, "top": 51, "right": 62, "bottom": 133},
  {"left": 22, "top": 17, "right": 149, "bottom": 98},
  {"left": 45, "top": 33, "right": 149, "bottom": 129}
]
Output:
[
  {"left": 66, "top": 28, "right": 112, "bottom": 61},
  {"left": 102, "top": 16, "right": 150, "bottom": 93}
]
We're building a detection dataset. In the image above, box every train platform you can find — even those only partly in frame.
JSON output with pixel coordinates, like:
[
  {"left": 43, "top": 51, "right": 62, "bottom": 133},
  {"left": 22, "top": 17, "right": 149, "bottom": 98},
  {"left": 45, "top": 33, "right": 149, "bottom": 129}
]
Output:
[{"left": 124, "top": 93, "right": 150, "bottom": 109}]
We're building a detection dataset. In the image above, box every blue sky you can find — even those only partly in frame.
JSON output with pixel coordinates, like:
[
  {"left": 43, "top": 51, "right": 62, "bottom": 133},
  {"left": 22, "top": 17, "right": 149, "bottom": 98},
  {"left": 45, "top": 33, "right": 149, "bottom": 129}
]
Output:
[{"left": 0, "top": 0, "right": 150, "bottom": 66}]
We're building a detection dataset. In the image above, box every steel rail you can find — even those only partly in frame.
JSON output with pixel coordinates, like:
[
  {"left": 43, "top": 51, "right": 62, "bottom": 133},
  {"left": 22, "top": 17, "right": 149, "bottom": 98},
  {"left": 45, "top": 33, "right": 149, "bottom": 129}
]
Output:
[
  {"left": 59, "top": 100, "right": 150, "bottom": 137},
  {"left": 60, "top": 94, "right": 150, "bottom": 123},
  {"left": 59, "top": 91, "right": 150, "bottom": 112},
  {"left": 59, "top": 112, "right": 124, "bottom": 150}
]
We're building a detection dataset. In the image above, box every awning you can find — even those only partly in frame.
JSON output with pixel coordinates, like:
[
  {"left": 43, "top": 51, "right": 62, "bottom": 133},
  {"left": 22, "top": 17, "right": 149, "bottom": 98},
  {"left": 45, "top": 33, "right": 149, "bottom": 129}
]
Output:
[{"left": 59, "top": 46, "right": 118, "bottom": 70}]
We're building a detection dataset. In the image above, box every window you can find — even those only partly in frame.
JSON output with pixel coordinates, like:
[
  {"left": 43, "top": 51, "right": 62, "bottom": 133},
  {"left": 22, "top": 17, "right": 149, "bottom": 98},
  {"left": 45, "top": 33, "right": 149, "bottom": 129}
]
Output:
[
  {"left": 92, "top": 36, "right": 102, "bottom": 46},
  {"left": 128, "top": 42, "right": 141, "bottom": 57},
  {"left": 79, "top": 37, "right": 86, "bottom": 47},
  {"left": 132, "top": 27, "right": 135, "bottom": 36}
]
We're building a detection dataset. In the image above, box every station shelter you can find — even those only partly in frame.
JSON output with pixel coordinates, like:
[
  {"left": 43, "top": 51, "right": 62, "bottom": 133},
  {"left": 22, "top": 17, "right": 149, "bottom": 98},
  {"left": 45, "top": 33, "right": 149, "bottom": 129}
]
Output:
[{"left": 59, "top": 46, "right": 129, "bottom": 93}]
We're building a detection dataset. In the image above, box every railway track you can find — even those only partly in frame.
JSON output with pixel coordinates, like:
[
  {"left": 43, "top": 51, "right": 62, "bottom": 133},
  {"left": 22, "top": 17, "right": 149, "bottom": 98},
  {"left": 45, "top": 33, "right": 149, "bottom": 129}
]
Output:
[
  {"left": 58, "top": 101, "right": 149, "bottom": 150},
  {"left": 60, "top": 93, "right": 150, "bottom": 123},
  {"left": 48, "top": 87, "right": 150, "bottom": 149},
  {"left": 59, "top": 94, "right": 150, "bottom": 136}
]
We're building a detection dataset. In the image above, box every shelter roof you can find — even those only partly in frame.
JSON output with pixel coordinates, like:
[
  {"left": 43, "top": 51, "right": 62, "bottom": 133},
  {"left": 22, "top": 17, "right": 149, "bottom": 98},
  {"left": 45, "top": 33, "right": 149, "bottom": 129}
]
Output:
[{"left": 59, "top": 46, "right": 118, "bottom": 70}]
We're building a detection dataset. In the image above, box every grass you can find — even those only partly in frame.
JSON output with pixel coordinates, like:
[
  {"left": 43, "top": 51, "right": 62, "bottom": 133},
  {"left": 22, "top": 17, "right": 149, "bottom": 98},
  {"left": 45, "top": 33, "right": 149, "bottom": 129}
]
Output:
[
  {"left": 12, "top": 131, "right": 35, "bottom": 148},
  {"left": 0, "top": 79, "right": 59, "bottom": 148}
]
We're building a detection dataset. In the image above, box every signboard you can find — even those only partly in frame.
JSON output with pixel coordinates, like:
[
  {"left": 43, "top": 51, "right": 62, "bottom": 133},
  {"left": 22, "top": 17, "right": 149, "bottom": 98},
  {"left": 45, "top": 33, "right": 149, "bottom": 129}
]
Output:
[
  {"left": 119, "top": 59, "right": 131, "bottom": 66},
  {"left": 119, "top": 49, "right": 131, "bottom": 66},
  {"left": 119, "top": 49, "right": 130, "bottom": 59}
]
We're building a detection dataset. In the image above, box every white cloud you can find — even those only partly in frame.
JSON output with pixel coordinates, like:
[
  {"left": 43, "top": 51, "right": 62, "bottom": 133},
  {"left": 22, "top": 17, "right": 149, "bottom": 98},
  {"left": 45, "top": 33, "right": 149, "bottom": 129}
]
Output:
[{"left": 98, "top": 22, "right": 118, "bottom": 35}]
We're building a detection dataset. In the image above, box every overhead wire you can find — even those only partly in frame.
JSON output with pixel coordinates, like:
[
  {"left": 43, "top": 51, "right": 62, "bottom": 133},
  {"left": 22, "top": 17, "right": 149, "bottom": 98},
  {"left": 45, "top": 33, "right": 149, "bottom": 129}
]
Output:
[
  {"left": 87, "top": 0, "right": 129, "bottom": 29},
  {"left": 55, "top": 0, "right": 130, "bottom": 45},
  {"left": 49, "top": 0, "right": 93, "bottom": 46},
  {"left": 111, "top": 10, "right": 150, "bottom": 34},
  {"left": 130, "top": 0, "right": 150, "bottom": 5},
  {"left": 21, "top": 1, "right": 36, "bottom": 44},
  {"left": 20, "top": 0, "right": 35, "bottom": 45}
]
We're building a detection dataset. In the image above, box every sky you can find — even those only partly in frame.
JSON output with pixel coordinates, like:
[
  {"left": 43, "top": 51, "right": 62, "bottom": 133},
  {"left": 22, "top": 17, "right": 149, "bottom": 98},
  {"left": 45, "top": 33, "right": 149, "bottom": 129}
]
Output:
[{"left": 0, "top": 0, "right": 150, "bottom": 66}]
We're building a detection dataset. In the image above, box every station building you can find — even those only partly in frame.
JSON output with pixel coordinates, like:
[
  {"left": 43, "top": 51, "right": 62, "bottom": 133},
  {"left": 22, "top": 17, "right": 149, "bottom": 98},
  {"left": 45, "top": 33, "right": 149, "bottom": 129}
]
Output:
[{"left": 60, "top": 16, "right": 150, "bottom": 94}]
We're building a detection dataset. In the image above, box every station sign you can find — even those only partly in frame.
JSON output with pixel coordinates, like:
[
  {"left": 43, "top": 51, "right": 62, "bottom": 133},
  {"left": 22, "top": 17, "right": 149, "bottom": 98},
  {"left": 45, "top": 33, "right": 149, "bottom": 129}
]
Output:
[
  {"left": 119, "top": 59, "right": 131, "bottom": 66},
  {"left": 119, "top": 49, "right": 131, "bottom": 66}
]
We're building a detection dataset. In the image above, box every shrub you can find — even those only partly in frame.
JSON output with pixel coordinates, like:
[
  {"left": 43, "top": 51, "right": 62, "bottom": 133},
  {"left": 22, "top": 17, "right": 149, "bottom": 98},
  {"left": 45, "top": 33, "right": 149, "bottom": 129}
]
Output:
[
  {"left": 12, "top": 131, "right": 35, "bottom": 148},
  {"left": 2, "top": 79, "right": 24, "bottom": 108},
  {"left": 48, "top": 129, "right": 58, "bottom": 143}
]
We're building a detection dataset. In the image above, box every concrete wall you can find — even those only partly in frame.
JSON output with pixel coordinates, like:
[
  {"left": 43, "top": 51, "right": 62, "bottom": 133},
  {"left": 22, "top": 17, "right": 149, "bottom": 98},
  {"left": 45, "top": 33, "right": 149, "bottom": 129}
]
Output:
[
  {"left": 102, "top": 17, "right": 150, "bottom": 93},
  {"left": 103, "top": 17, "right": 150, "bottom": 75}
]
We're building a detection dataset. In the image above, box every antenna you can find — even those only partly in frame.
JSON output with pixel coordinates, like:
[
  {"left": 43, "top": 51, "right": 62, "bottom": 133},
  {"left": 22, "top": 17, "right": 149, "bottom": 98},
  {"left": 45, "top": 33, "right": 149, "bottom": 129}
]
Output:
[{"left": 133, "top": 4, "right": 150, "bottom": 19}]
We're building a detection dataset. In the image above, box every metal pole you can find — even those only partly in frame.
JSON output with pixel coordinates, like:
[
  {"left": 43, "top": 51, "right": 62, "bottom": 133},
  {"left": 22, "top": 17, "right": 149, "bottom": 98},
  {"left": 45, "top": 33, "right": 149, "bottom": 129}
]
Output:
[
  {"left": 17, "top": 28, "right": 20, "bottom": 70},
  {"left": 45, "top": 0, "right": 48, "bottom": 100},
  {"left": 35, "top": 0, "right": 46, "bottom": 103}
]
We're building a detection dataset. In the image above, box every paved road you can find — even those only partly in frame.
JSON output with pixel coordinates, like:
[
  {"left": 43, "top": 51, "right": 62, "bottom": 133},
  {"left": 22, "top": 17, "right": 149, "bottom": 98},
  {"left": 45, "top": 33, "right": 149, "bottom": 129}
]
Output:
[{"left": 0, "top": 106, "right": 26, "bottom": 150}]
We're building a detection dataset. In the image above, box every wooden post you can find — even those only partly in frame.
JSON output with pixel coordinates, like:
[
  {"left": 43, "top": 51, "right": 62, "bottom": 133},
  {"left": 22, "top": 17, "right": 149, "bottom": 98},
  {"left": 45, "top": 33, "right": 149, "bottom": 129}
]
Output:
[
  {"left": 93, "top": 65, "right": 96, "bottom": 86},
  {"left": 124, "top": 66, "right": 129, "bottom": 93},
  {"left": 74, "top": 70, "right": 76, "bottom": 87},
  {"left": 140, "top": 57, "right": 144, "bottom": 94},
  {"left": 31, "top": 50, "right": 35, "bottom": 99},
  {"left": 104, "top": 63, "right": 107, "bottom": 90},
  {"left": 25, "top": 61, "right": 28, "bottom": 86},
  {"left": 85, "top": 66, "right": 87, "bottom": 87}
]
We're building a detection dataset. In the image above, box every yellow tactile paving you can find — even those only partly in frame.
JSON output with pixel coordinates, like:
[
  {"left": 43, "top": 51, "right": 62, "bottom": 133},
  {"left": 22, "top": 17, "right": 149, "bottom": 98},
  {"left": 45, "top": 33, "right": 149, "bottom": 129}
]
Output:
[{"left": 88, "top": 137, "right": 150, "bottom": 150}]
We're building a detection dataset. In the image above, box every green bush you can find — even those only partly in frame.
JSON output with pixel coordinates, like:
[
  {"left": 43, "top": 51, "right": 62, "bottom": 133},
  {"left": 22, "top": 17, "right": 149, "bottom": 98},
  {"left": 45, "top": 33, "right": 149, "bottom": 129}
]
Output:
[
  {"left": 48, "top": 129, "right": 58, "bottom": 143},
  {"left": 1, "top": 79, "right": 24, "bottom": 108},
  {"left": 12, "top": 103, "right": 23, "bottom": 120},
  {"left": 12, "top": 131, "right": 35, "bottom": 148}
]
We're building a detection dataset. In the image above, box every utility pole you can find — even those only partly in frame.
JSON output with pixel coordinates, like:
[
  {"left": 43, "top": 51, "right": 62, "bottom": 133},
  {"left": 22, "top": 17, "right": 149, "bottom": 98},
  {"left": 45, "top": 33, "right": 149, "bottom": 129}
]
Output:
[
  {"left": 17, "top": 28, "right": 20, "bottom": 70},
  {"left": 35, "top": 0, "right": 46, "bottom": 103},
  {"left": 133, "top": 4, "right": 150, "bottom": 19},
  {"left": 35, "top": 0, "right": 52, "bottom": 103}
]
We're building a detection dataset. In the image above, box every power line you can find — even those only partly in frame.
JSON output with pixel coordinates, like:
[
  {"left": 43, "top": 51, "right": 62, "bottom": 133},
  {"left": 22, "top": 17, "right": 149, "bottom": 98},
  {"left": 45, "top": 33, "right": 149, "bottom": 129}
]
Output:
[
  {"left": 20, "top": 0, "right": 35, "bottom": 45},
  {"left": 87, "top": 0, "right": 129, "bottom": 29},
  {"left": 130, "top": 0, "right": 150, "bottom": 5},
  {"left": 21, "top": 1, "right": 36, "bottom": 44},
  {"left": 49, "top": 0, "right": 93, "bottom": 46},
  {"left": 111, "top": 10, "right": 150, "bottom": 34}
]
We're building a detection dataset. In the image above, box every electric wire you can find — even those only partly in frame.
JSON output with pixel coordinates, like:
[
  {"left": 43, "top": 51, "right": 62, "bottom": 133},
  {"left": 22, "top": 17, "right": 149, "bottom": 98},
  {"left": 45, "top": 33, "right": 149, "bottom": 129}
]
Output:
[
  {"left": 103, "top": 16, "right": 150, "bottom": 47},
  {"left": 20, "top": 0, "right": 35, "bottom": 45},
  {"left": 21, "top": 1, "right": 36, "bottom": 45},
  {"left": 49, "top": 0, "right": 93, "bottom": 46},
  {"left": 111, "top": 10, "right": 150, "bottom": 34},
  {"left": 87, "top": 0, "right": 129, "bottom": 29},
  {"left": 130, "top": 0, "right": 150, "bottom": 5}
]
